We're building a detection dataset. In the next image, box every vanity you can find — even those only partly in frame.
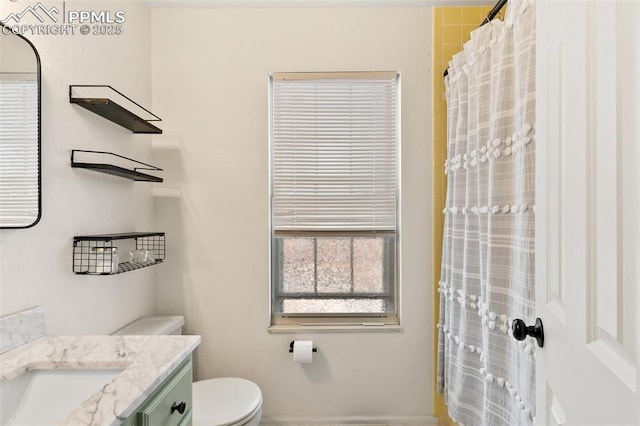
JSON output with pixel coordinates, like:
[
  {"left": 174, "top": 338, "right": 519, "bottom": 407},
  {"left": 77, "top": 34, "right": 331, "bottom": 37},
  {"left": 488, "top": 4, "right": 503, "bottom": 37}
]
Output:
[
  {"left": 0, "top": 308, "right": 200, "bottom": 426},
  {"left": 121, "top": 352, "right": 194, "bottom": 426}
]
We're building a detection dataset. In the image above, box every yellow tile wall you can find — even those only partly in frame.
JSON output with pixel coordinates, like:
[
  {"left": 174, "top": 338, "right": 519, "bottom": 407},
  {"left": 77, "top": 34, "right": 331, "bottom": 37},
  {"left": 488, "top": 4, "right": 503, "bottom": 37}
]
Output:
[{"left": 432, "top": 5, "right": 503, "bottom": 425}]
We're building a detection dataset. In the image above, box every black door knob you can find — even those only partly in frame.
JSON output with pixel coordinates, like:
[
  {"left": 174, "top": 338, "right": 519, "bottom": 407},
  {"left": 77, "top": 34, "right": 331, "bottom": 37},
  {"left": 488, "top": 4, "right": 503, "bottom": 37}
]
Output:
[
  {"left": 512, "top": 317, "right": 544, "bottom": 348},
  {"left": 171, "top": 401, "right": 186, "bottom": 415}
]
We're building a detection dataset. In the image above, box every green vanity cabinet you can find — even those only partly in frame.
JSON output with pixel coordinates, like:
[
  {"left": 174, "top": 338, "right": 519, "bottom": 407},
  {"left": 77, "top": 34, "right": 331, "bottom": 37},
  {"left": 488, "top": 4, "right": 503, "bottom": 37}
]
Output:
[{"left": 122, "top": 356, "right": 193, "bottom": 426}]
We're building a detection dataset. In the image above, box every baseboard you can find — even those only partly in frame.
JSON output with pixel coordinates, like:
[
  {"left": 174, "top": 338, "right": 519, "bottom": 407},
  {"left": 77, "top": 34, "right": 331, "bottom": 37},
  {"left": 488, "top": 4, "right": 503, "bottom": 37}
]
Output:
[{"left": 260, "top": 415, "right": 438, "bottom": 426}]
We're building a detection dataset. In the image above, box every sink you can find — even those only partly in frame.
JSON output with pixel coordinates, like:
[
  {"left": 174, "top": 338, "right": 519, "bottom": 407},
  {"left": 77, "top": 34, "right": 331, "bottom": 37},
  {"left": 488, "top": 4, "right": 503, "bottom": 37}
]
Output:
[{"left": 0, "top": 368, "right": 123, "bottom": 426}]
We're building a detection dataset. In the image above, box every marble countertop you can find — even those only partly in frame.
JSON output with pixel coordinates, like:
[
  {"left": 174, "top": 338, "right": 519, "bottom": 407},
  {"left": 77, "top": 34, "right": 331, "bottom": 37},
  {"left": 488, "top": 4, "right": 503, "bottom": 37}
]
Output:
[{"left": 0, "top": 334, "right": 201, "bottom": 426}]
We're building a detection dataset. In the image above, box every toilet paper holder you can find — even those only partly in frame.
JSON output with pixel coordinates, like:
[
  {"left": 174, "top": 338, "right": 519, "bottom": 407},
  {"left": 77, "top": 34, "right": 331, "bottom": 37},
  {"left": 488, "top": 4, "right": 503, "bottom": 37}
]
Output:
[{"left": 289, "top": 341, "right": 317, "bottom": 353}]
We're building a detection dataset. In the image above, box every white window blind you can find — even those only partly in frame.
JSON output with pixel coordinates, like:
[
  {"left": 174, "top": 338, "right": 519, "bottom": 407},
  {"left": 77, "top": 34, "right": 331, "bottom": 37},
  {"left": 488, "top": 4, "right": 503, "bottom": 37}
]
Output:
[
  {"left": 270, "top": 72, "right": 399, "bottom": 233},
  {"left": 0, "top": 78, "right": 39, "bottom": 226}
]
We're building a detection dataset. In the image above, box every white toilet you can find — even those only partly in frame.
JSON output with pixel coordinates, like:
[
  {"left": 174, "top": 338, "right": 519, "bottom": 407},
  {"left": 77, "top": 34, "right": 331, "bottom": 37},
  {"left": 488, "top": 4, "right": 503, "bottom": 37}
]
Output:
[{"left": 113, "top": 316, "right": 263, "bottom": 426}]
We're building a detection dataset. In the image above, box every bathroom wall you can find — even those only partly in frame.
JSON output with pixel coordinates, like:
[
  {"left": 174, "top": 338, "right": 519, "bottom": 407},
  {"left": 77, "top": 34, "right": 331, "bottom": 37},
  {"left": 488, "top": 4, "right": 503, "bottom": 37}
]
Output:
[
  {"left": 431, "top": 5, "right": 496, "bottom": 424},
  {"left": 150, "top": 6, "right": 433, "bottom": 422},
  {"left": 0, "top": 1, "right": 156, "bottom": 335}
]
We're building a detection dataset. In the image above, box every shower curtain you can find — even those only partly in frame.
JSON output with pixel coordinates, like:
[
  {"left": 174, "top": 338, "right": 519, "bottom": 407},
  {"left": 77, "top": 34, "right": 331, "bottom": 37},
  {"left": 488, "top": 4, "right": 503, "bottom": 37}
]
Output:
[{"left": 436, "top": 0, "right": 536, "bottom": 425}]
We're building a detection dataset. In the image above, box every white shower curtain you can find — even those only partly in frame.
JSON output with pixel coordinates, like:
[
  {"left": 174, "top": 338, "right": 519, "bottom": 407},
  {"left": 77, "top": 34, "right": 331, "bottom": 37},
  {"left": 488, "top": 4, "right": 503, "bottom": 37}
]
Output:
[{"left": 436, "top": 0, "right": 536, "bottom": 424}]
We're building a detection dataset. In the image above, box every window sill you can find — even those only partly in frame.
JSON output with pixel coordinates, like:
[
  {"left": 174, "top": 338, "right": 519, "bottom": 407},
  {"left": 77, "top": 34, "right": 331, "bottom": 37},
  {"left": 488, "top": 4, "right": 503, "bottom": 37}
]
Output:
[{"left": 267, "top": 324, "right": 402, "bottom": 333}]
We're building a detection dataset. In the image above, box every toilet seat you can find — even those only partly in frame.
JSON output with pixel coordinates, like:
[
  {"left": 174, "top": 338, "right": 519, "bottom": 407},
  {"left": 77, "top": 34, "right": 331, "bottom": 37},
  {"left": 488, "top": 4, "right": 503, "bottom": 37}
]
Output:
[{"left": 193, "top": 377, "right": 263, "bottom": 426}]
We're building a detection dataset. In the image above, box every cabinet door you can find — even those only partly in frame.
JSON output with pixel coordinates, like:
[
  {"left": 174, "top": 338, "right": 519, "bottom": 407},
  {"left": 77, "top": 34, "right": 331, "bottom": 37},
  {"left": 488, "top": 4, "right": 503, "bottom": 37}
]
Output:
[
  {"left": 121, "top": 356, "right": 193, "bottom": 426},
  {"left": 137, "top": 358, "right": 193, "bottom": 426}
]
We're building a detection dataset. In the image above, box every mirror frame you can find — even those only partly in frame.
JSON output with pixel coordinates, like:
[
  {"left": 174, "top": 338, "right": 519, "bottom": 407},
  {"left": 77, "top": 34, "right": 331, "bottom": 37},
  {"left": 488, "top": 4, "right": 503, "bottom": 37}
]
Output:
[{"left": 0, "top": 22, "right": 42, "bottom": 228}]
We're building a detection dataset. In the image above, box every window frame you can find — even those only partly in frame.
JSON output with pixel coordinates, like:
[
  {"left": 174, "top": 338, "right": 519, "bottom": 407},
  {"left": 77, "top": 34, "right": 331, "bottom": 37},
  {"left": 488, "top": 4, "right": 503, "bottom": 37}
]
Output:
[{"left": 268, "top": 71, "right": 401, "bottom": 328}]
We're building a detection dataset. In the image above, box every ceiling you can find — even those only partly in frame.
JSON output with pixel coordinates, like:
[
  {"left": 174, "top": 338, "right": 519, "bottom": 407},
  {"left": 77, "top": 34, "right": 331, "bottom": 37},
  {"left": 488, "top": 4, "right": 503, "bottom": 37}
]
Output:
[{"left": 147, "top": 0, "right": 495, "bottom": 8}]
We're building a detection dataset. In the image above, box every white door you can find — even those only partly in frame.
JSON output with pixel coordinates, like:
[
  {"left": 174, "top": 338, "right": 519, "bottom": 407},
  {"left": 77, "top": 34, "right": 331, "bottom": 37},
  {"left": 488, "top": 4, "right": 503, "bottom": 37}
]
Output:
[{"left": 535, "top": 0, "right": 640, "bottom": 424}]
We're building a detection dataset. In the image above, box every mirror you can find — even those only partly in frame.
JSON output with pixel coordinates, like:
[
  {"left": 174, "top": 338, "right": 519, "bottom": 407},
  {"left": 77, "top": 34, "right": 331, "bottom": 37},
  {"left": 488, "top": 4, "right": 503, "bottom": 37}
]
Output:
[{"left": 0, "top": 23, "right": 41, "bottom": 228}]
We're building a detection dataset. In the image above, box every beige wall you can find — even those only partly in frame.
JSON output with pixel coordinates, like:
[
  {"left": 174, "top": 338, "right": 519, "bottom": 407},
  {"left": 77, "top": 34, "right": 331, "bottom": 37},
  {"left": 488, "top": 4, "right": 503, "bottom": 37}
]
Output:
[
  {"left": 0, "top": 1, "right": 156, "bottom": 335},
  {"left": 151, "top": 6, "right": 434, "bottom": 422}
]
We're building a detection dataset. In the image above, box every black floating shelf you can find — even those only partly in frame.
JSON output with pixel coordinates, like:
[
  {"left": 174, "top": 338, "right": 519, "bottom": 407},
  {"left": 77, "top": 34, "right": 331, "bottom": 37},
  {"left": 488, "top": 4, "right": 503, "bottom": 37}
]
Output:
[
  {"left": 73, "top": 232, "right": 166, "bottom": 275},
  {"left": 71, "top": 150, "right": 163, "bottom": 182},
  {"left": 73, "top": 232, "right": 165, "bottom": 242},
  {"left": 74, "top": 260, "right": 164, "bottom": 275},
  {"left": 70, "top": 85, "right": 162, "bottom": 134}
]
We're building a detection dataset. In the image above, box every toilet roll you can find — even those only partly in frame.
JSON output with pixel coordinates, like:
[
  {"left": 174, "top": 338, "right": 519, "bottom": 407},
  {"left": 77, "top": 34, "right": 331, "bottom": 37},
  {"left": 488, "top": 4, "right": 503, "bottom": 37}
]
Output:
[{"left": 292, "top": 340, "right": 314, "bottom": 364}]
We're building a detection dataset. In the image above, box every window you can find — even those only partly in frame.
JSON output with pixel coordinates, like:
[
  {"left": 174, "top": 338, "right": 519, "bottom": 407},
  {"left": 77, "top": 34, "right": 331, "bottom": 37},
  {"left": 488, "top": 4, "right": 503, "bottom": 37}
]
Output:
[{"left": 269, "top": 71, "right": 400, "bottom": 326}]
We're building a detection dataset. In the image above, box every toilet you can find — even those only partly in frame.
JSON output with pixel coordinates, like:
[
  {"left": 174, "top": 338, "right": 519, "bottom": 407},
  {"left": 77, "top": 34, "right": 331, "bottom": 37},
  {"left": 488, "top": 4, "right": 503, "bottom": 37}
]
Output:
[{"left": 113, "top": 316, "right": 263, "bottom": 426}]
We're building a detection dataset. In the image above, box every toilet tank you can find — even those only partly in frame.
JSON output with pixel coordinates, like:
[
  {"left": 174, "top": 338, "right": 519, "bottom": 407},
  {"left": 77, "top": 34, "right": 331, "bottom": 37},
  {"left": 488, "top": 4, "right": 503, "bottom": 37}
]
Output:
[{"left": 112, "top": 316, "right": 185, "bottom": 336}]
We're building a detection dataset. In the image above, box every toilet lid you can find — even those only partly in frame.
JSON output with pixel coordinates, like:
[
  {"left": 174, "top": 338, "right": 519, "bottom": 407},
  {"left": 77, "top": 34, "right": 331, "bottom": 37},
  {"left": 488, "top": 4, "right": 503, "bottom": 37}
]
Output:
[{"left": 193, "top": 378, "right": 262, "bottom": 426}]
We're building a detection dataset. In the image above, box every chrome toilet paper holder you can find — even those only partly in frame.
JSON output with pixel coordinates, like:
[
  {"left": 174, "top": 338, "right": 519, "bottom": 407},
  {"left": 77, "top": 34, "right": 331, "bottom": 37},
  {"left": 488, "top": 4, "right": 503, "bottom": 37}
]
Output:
[{"left": 289, "top": 341, "right": 317, "bottom": 353}]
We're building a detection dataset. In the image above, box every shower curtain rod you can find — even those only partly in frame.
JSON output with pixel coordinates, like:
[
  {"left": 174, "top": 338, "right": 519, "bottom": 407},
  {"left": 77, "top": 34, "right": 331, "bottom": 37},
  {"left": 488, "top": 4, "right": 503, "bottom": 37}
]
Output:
[{"left": 442, "top": 0, "right": 508, "bottom": 78}]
